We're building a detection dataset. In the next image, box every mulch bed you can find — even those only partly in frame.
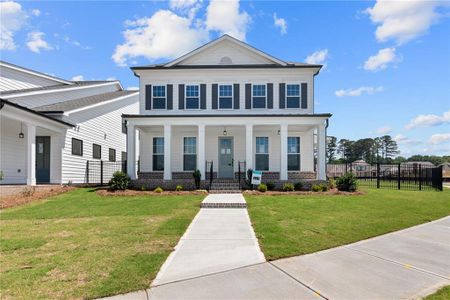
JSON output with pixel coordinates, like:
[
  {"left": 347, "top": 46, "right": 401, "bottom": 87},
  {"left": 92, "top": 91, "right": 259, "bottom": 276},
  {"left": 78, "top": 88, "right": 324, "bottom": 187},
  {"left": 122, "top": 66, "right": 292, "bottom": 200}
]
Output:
[
  {"left": 0, "top": 186, "right": 75, "bottom": 209},
  {"left": 243, "top": 189, "right": 366, "bottom": 196},
  {"left": 96, "top": 189, "right": 209, "bottom": 197}
]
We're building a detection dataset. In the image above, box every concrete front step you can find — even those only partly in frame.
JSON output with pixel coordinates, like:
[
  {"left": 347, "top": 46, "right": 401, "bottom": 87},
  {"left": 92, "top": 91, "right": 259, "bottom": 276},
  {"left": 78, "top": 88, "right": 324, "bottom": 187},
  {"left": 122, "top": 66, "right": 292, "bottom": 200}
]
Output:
[
  {"left": 209, "top": 189, "right": 242, "bottom": 194},
  {"left": 201, "top": 202, "right": 247, "bottom": 208}
]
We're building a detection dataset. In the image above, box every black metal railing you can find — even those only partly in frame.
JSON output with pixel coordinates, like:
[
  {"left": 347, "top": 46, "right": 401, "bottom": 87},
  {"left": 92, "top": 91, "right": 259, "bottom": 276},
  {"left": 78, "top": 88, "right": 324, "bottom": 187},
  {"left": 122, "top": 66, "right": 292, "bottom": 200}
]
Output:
[
  {"left": 327, "top": 162, "right": 443, "bottom": 191},
  {"left": 238, "top": 160, "right": 246, "bottom": 189},
  {"left": 85, "top": 160, "right": 140, "bottom": 185},
  {"left": 205, "top": 160, "right": 214, "bottom": 191}
]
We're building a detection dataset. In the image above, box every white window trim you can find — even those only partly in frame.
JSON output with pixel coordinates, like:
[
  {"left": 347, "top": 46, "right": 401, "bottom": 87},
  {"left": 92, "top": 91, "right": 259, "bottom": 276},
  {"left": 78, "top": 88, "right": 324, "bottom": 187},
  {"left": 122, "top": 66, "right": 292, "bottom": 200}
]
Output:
[
  {"left": 152, "top": 136, "right": 164, "bottom": 171},
  {"left": 251, "top": 83, "right": 267, "bottom": 109},
  {"left": 185, "top": 84, "right": 200, "bottom": 110},
  {"left": 183, "top": 136, "right": 197, "bottom": 171},
  {"left": 255, "top": 136, "right": 270, "bottom": 171},
  {"left": 285, "top": 82, "right": 304, "bottom": 109},
  {"left": 152, "top": 85, "right": 167, "bottom": 110},
  {"left": 218, "top": 83, "right": 234, "bottom": 110},
  {"left": 287, "top": 136, "right": 301, "bottom": 171}
]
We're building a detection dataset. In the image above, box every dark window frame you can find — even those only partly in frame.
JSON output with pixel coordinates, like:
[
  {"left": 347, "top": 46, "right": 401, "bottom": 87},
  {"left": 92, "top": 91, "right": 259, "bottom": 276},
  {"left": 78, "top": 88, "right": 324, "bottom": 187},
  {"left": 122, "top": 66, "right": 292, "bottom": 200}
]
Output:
[
  {"left": 92, "top": 143, "right": 101, "bottom": 159},
  {"left": 71, "top": 138, "right": 83, "bottom": 156},
  {"left": 109, "top": 148, "right": 116, "bottom": 162}
]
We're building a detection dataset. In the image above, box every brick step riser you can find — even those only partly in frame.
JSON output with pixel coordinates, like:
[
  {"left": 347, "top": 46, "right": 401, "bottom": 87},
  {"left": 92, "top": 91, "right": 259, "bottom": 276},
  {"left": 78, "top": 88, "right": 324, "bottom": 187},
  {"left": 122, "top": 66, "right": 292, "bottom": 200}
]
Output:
[
  {"left": 201, "top": 203, "right": 247, "bottom": 208},
  {"left": 209, "top": 190, "right": 242, "bottom": 194}
]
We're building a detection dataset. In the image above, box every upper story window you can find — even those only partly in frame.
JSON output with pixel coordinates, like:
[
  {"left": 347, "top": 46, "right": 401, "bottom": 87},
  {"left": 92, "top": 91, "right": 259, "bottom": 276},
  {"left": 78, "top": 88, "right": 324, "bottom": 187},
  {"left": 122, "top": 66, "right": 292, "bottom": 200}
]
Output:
[
  {"left": 255, "top": 137, "right": 269, "bottom": 171},
  {"left": 288, "top": 137, "right": 300, "bottom": 171},
  {"left": 286, "top": 84, "right": 300, "bottom": 108},
  {"left": 219, "top": 84, "right": 233, "bottom": 109},
  {"left": 186, "top": 85, "right": 199, "bottom": 109},
  {"left": 252, "top": 84, "right": 266, "bottom": 108},
  {"left": 152, "top": 85, "right": 166, "bottom": 109}
]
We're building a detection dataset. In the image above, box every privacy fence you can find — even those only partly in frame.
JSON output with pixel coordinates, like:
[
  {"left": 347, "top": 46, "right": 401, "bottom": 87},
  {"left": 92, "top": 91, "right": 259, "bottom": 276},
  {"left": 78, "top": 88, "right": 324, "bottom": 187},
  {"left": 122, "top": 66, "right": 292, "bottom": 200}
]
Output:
[{"left": 327, "top": 162, "right": 443, "bottom": 191}]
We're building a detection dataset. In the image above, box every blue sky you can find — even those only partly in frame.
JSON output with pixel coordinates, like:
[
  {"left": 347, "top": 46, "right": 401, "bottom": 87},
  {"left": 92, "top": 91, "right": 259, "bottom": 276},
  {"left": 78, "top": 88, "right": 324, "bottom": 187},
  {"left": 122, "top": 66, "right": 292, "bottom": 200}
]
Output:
[{"left": 1, "top": 0, "right": 449, "bottom": 156}]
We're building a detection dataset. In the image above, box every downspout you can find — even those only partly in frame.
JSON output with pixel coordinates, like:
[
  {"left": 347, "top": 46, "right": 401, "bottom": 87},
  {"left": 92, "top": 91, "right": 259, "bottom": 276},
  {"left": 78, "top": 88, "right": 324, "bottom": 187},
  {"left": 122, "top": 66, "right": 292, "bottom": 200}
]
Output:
[{"left": 325, "top": 119, "right": 329, "bottom": 180}]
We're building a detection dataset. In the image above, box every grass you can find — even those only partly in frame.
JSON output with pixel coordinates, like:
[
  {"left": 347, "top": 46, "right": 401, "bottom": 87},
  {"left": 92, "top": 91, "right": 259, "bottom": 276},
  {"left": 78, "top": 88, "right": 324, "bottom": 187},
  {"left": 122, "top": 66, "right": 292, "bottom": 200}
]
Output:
[
  {"left": 0, "top": 188, "right": 203, "bottom": 299},
  {"left": 245, "top": 188, "right": 450, "bottom": 260},
  {"left": 425, "top": 286, "right": 450, "bottom": 300}
]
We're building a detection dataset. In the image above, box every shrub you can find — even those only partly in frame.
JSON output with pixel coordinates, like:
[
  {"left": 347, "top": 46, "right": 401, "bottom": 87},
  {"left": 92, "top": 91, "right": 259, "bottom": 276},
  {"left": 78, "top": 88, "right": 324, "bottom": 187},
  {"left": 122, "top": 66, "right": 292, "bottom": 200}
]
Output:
[
  {"left": 258, "top": 183, "right": 267, "bottom": 192},
  {"left": 312, "top": 183, "right": 328, "bottom": 192},
  {"left": 294, "top": 182, "right": 303, "bottom": 191},
  {"left": 140, "top": 185, "right": 147, "bottom": 191},
  {"left": 175, "top": 185, "right": 183, "bottom": 191},
  {"left": 109, "top": 171, "right": 130, "bottom": 191},
  {"left": 193, "top": 170, "right": 201, "bottom": 189},
  {"left": 320, "top": 183, "right": 329, "bottom": 192},
  {"left": 266, "top": 181, "right": 275, "bottom": 191},
  {"left": 154, "top": 187, "right": 164, "bottom": 193},
  {"left": 328, "top": 178, "right": 336, "bottom": 190},
  {"left": 282, "top": 183, "right": 295, "bottom": 192},
  {"left": 336, "top": 172, "right": 358, "bottom": 192}
]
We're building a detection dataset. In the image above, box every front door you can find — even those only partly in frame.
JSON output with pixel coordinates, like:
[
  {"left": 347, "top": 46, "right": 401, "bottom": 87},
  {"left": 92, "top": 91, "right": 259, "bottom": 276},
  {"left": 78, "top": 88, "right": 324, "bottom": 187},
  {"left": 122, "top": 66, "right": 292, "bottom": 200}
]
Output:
[
  {"left": 218, "top": 137, "right": 234, "bottom": 178},
  {"left": 36, "top": 136, "right": 50, "bottom": 183}
]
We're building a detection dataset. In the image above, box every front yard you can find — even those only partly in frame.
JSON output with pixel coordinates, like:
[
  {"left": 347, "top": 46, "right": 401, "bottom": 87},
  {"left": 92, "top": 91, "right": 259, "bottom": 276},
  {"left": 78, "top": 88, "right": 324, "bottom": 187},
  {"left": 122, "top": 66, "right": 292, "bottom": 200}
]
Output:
[
  {"left": 0, "top": 188, "right": 203, "bottom": 299},
  {"left": 245, "top": 188, "right": 450, "bottom": 260}
]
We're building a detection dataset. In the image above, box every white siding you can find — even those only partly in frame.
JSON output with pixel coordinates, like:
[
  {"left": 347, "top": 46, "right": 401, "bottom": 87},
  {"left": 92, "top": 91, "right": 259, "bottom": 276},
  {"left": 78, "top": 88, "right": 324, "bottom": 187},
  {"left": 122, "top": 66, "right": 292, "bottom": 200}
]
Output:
[
  {"left": 61, "top": 95, "right": 139, "bottom": 184},
  {"left": 0, "top": 65, "right": 62, "bottom": 91},
  {"left": 0, "top": 117, "right": 27, "bottom": 184}
]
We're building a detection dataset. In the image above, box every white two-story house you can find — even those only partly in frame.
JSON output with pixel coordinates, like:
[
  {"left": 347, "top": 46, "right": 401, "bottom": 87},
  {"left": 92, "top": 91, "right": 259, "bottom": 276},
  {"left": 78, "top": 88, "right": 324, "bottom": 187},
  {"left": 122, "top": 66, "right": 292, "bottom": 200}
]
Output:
[{"left": 124, "top": 35, "right": 331, "bottom": 189}]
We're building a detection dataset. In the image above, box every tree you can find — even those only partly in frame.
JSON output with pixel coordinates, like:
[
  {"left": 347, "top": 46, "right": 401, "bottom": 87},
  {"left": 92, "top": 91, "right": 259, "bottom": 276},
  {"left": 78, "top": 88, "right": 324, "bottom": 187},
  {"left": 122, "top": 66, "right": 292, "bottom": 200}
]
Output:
[
  {"left": 326, "top": 136, "right": 337, "bottom": 163},
  {"left": 337, "top": 139, "right": 353, "bottom": 162},
  {"left": 380, "top": 135, "right": 399, "bottom": 162}
]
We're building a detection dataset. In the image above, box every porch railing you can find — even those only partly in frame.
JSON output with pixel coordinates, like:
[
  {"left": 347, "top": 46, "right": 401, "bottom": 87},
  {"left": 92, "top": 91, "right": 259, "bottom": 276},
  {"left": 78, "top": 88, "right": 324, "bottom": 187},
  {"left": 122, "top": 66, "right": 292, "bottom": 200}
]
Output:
[{"left": 205, "top": 160, "right": 214, "bottom": 191}]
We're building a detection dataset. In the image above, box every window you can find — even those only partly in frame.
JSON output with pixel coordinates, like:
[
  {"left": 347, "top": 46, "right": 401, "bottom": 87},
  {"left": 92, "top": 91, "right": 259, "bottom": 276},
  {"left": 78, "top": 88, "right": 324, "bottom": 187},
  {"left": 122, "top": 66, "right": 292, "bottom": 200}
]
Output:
[
  {"left": 121, "top": 151, "right": 127, "bottom": 161},
  {"left": 122, "top": 119, "right": 127, "bottom": 134},
  {"left": 219, "top": 84, "right": 233, "bottom": 109},
  {"left": 286, "top": 84, "right": 300, "bottom": 108},
  {"left": 288, "top": 137, "right": 300, "bottom": 171},
  {"left": 185, "top": 85, "right": 199, "bottom": 109},
  {"left": 252, "top": 84, "right": 266, "bottom": 108},
  {"left": 255, "top": 137, "right": 269, "bottom": 171},
  {"left": 72, "top": 138, "right": 83, "bottom": 156},
  {"left": 153, "top": 137, "right": 164, "bottom": 171},
  {"left": 152, "top": 85, "right": 166, "bottom": 109},
  {"left": 183, "top": 137, "right": 197, "bottom": 171},
  {"left": 109, "top": 148, "right": 116, "bottom": 162},
  {"left": 93, "top": 144, "right": 101, "bottom": 159}
]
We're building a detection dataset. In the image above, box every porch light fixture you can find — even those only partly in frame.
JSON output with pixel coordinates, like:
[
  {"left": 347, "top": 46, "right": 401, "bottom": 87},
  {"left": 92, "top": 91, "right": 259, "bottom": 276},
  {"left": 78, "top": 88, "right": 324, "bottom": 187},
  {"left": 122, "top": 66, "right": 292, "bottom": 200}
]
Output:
[
  {"left": 19, "top": 123, "right": 24, "bottom": 139},
  {"left": 277, "top": 129, "right": 280, "bottom": 135},
  {"left": 223, "top": 127, "right": 228, "bottom": 136}
]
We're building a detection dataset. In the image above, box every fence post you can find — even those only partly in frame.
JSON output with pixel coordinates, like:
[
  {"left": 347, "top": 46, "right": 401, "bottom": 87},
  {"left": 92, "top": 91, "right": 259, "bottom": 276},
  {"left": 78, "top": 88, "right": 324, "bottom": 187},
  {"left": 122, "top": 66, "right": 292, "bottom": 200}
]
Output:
[
  {"left": 86, "top": 160, "right": 89, "bottom": 184},
  {"left": 376, "top": 163, "right": 380, "bottom": 189},
  {"left": 397, "top": 163, "right": 401, "bottom": 190},
  {"left": 100, "top": 160, "right": 104, "bottom": 186},
  {"left": 419, "top": 164, "right": 422, "bottom": 191}
]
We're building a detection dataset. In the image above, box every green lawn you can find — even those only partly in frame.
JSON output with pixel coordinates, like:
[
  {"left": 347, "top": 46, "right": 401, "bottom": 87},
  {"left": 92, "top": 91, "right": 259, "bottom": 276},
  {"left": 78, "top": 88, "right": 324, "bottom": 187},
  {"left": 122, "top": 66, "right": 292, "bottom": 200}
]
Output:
[
  {"left": 245, "top": 189, "right": 450, "bottom": 260},
  {"left": 0, "top": 188, "right": 203, "bottom": 299},
  {"left": 425, "top": 286, "right": 450, "bottom": 300}
]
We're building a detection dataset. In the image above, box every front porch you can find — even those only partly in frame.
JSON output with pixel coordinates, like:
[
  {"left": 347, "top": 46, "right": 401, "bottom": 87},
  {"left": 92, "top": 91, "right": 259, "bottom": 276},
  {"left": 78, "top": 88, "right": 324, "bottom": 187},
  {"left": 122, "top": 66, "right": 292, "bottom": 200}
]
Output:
[{"left": 125, "top": 115, "right": 328, "bottom": 186}]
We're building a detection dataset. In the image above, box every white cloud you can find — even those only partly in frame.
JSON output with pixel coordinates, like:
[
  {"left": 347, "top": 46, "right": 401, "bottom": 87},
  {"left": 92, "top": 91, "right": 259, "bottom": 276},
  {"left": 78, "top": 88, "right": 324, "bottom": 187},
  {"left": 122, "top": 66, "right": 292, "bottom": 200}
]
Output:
[
  {"left": 206, "top": 0, "right": 250, "bottom": 40},
  {"left": 363, "top": 47, "right": 400, "bottom": 71},
  {"left": 429, "top": 133, "right": 450, "bottom": 145},
  {"left": 405, "top": 110, "right": 450, "bottom": 130},
  {"left": 62, "top": 35, "right": 91, "bottom": 50},
  {"left": 127, "top": 86, "right": 139, "bottom": 91},
  {"left": 169, "top": 0, "right": 201, "bottom": 18},
  {"left": 305, "top": 49, "right": 329, "bottom": 66},
  {"left": 335, "top": 86, "right": 384, "bottom": 97},
  {"left": 112, "top": 10, "right": 208, "bottom": 66},
  {"left": 71, "top": 75, "right": 84, "bottom": 81},
  {"left": 365, "top": 1, "right": 449, "bottom": 45},
  {"left": 376, "top": 126, "right": 392, "bottom": 135},
  {"left": 273, "top": 13, "right": 287, "bottom": 35},
  {"left": 394, "top": 134, "right": 420, "bottom": 145},
  {"left": 31, "top": 9, "right": 41, "bottom": 17},
  {"left": 0, "top": 1, "right": 28, "bottom": 50},
  {"left": 26, "top": 31, "right": 53, "bottom": 53}
]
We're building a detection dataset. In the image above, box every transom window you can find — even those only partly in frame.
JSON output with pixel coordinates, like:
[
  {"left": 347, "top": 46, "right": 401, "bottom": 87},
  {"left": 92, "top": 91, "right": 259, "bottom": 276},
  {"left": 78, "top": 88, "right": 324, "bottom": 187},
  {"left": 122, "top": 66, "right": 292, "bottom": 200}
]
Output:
[
  {"left": 255, "top": 137, "right": 269, "bottom": 171},
  {"left": 183, "top": 137, "right": 197, "bottom": 171},
  {"left": 219, "top": 84, "right": 233, "bottom": 109},
  {"left": 152, "top": 85, "right": 166, "bottom": 109},
  {"left": 288, "top": 137, "right": 300, "bottom": 171},
  {"left": 286, "top": 84, "right": 300, "bottom": 108},
  {"left": 153, "top": 137, "right": 164, "bottom": 171},
  {"left": 185, "top": 85, "right": 200, "bottom": 109},
  {"left": 252, "top": 84, "right": 266, "bottom": 108}
]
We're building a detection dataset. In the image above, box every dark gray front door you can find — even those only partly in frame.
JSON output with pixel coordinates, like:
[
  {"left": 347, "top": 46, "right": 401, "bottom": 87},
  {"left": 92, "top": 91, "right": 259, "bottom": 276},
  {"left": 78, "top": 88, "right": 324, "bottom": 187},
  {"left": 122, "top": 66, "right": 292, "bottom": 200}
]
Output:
[
  {"left": 36, "top": 136, "right": 50, "bottom": 183},
  {"left": 218, "top": 137, "right": 234, "bottom": 178}
]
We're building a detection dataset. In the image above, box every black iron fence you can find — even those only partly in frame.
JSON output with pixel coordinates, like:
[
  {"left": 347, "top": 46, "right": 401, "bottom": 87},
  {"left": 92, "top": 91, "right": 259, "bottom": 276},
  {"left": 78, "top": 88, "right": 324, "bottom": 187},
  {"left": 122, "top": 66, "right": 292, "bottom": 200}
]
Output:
[
  {"left": 327, "top": 162, "right": 443, "bottom": 191},
  {"left": 85, "top": 160, "right": 128, "bottom": 185},
  {"left": 205, "top": 160, "right": 214, "bottom": 190}
]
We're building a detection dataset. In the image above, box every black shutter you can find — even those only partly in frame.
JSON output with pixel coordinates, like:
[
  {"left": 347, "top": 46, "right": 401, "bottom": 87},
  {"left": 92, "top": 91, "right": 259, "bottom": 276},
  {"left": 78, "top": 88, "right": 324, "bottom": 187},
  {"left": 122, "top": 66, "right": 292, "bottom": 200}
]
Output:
[
  {"left": 178, "top": 84, "right": 185, "bottom": 110},
  {"left": 212, "top": 84, "right": 218, "bottom": 109},
  {"left": 145, "top": 84, "right": 152, "bottom": 110},
  {"left": 167, "top": 84, "right": 173, "bottom": 110},
  {"left": 301, "top": 83, "right": 308, "bottom": 109},
  {"left": 279, "top": 83, "right": 285, "bottom": 109},
  {"left": 200, "top": 84, "right": 206, "bottom": 109},
  {"left": 233, "top": 83, "right": 240, "bottom": 109},
  {"left": 245, "top": 83, "right": 251, "bottom": 109},
  {"left": 267, "top": 83, "right": 273, "bottom": 109}
]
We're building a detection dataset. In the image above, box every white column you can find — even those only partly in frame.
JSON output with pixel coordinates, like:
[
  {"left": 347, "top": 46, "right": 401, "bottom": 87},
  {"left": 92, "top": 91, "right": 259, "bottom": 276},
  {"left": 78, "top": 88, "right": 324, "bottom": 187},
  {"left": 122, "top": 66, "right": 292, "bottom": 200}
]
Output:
[
  {"left": 26, "top": 124, "right": 36, "bottom": 186},
  {"left": 245, "top": 124, "right": 253, "bottom": 171},
  {"left": 198, "top": 124, "right": 206, "bottom": 180},
  {"left": 127, "top": 123, "right": 136, "bottom": 180},
  {"left": 164, "top": 124, "right": 172, "bottom": 180},
  {"left": 280, "top": 124, "right": 288, "bottom": 180},
  {"left": 317, "top": 123, "right": 326, "bottom": 180}
]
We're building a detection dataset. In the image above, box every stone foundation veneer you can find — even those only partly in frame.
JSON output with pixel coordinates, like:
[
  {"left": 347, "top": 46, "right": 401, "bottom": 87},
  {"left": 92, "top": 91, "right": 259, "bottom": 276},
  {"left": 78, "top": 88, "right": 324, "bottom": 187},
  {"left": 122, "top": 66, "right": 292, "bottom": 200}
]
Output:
[{"left": 138, "top": 171, "right": 316, "bottom": 181}]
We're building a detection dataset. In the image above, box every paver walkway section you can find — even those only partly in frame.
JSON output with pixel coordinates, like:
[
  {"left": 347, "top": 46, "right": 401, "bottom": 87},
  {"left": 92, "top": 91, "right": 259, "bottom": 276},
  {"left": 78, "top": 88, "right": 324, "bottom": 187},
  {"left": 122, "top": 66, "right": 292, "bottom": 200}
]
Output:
[{"left": 152, "top": 193, "right": 265, "bottom": 286}]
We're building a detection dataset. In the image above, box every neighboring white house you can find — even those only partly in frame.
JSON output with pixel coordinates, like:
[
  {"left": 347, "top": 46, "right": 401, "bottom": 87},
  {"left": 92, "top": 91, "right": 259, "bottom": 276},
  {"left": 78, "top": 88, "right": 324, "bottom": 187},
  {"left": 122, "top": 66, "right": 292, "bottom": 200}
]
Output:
[
  {"left": 124, "top": 35, "right": 331, "bottom": 189},
  {"left": 0, "top": 61, "right": 139, "bottom": 185}
]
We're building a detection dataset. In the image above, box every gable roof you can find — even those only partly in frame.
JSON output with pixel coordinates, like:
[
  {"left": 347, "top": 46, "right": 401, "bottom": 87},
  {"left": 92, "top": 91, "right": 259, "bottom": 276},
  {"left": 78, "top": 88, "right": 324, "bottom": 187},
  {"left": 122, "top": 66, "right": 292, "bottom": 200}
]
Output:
[{"left": 34, "top": 90, "right": 138, "bottom": 113}]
